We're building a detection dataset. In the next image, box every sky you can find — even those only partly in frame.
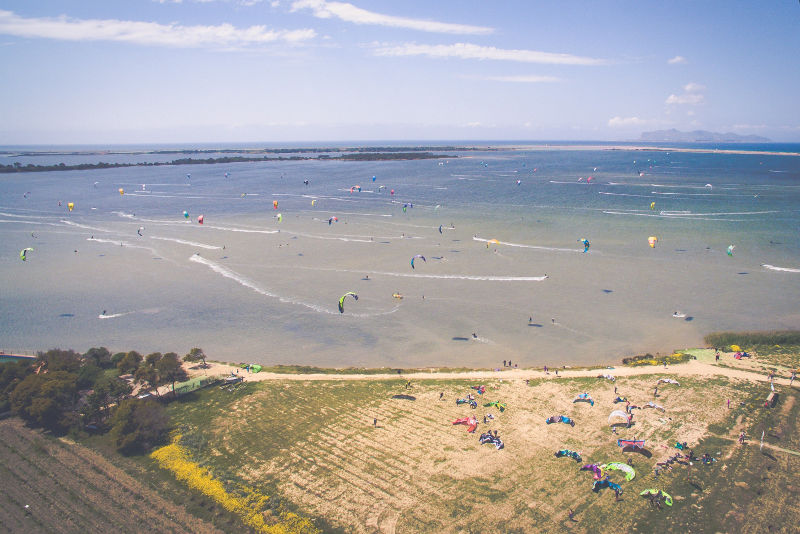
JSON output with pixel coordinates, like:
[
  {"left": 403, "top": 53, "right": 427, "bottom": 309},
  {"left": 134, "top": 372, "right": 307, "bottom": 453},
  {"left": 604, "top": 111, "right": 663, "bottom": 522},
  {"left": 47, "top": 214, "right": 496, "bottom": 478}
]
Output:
[{"left": 0, "top": 1, "right": 798, "bottom": 144}]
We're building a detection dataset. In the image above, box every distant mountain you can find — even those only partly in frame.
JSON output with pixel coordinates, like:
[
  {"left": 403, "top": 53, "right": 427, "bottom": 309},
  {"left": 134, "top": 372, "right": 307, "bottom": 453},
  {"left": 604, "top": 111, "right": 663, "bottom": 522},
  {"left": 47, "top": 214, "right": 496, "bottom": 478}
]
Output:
[{"left": 640, "top": 129, "right": 771, "bottom": 143}]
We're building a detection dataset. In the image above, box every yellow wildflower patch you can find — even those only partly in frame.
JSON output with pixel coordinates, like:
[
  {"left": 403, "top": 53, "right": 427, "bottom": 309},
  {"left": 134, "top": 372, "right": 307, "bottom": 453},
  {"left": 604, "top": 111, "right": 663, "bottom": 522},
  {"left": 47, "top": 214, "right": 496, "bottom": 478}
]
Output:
[{"left": 151, "top": 435, "right": 319, "bottom": 534}]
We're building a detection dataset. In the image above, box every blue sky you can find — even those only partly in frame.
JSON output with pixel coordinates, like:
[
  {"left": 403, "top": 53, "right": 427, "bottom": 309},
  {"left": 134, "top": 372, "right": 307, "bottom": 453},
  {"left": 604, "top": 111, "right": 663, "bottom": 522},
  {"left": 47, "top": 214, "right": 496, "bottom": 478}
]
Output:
[{"left": 1, "top": 1, "right": 798, "bottom": 144}]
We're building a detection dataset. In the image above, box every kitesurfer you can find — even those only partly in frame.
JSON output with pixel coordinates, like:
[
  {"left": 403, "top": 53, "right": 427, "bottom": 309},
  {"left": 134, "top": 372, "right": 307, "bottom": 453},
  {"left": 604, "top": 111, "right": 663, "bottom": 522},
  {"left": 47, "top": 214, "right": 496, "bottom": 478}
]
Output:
[{"left": 472, "top": 333, "right": 478, "bottom": 339}]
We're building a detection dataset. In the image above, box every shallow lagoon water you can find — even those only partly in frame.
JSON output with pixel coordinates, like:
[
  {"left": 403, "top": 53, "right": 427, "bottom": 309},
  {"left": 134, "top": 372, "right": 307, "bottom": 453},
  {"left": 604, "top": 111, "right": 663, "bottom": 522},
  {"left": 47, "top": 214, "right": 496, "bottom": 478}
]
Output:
[{"left": 2, "top": 145, "right": 799, "bottom": 367}]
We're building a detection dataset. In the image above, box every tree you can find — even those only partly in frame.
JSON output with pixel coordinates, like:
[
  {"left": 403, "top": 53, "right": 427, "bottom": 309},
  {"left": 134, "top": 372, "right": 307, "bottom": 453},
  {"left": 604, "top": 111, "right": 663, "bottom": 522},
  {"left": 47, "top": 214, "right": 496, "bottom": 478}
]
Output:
[
  {"left": 117, "top": 351, "right": 142, "bottom": 374},
  {"left": 38, "top": 348, "right": 82, "bottom": 373},
  {"left": 157, "top": 352, "right": 188, "bottom": 397},
  {"left": 134, "top": 359, "right": 160, "bottom": 397},
  {"left": 109, "top": 398, "right": 169, "bottom": 454},
  {"left": 0, "top": 359, "right": 33, "bottom": 412},
  {"left": 81, "top": 376, "right": 132, "bottom": 427},
  {"left": 84, "top": 347, "right": 113, "bottom": 369},
  {"left": 9, "top": 371, "right": 78, "bottom": 432},
  {"left": 183, "top": 347, "right": 208, "bottom": 368}
]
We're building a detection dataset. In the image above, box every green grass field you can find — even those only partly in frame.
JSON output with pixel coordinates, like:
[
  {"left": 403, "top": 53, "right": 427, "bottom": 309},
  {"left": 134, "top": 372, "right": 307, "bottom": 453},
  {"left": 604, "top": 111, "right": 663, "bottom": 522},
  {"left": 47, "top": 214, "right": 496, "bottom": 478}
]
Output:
[{"left": 147, "top": 372, "right": 800, "bottom": 533}]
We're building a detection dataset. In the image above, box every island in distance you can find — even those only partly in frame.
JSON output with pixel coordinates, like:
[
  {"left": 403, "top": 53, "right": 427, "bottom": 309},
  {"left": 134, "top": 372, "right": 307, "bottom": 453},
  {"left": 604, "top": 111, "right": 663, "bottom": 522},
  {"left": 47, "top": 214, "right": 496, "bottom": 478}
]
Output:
[{"left": 640, "top": 128, "right": 771, "bottom": 143}]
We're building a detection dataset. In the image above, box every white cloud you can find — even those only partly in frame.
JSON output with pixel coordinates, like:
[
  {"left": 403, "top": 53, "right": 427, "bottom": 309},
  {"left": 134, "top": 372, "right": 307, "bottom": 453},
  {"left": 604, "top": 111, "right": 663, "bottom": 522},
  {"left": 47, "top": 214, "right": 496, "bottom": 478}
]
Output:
[
  {"left": 666, "top": 82, "right": 706, "bottom": 105},
  {"left": 373, "top": 42, "right": 606, "bottom": 65},
  {"left": 291, "top": 0, "right": 493, "bottom": 35},
  {"left": 665, "top": 93, "right": 704, "bottom": 105},
  {"left": 0, "top": 9, "right": 315, "bottom": 48},
  {"left": 607, "top": 116, "right": 647, "bottom": 127},
  {"left": 667, "top": 55, "right": 686, "bottom": 64},
  {"left": 471, "top": 74, "right": 561, "bottom": 83}
]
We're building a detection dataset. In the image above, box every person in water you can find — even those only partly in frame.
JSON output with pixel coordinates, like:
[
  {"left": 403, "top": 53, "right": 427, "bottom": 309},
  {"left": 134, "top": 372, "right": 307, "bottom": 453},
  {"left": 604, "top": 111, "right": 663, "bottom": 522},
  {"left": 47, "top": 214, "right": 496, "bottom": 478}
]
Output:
[{"left": 472, "top": 333, "right": 478, "bottom": 339}]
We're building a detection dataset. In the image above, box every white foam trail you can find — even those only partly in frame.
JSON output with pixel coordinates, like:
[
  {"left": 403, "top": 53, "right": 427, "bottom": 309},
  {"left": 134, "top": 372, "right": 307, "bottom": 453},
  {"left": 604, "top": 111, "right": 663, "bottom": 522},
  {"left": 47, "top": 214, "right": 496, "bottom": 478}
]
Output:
[
  {"left": 150, "top": 236, "right": 221, "bottom": 250},
  {"left": 112, "top": 211, "right": 135, "bottom": 219},
  {"left": 99, "top": 311, "right": 135, "bottom": 319},
  {"left": 295, "top": 266, "right": 547, "bottom": 281},
  {"left": 330, "top": 211, "right": 393, "bottom": 217},
  {"left": 87, "top": 237, "right": 160, "bottom": 254},
  {"left": 473, "top": 236, "right": 580, "bottom": 253},
  {"left": 598, "top": 192, "right": 653, "bottom": 198},
  {"left": 61, "top": 220, "right": 111, "bottom": 232},
  {"left": 0, "top": 211, "right": 58, "bottom": 220},
  {"left": 285, "top": 231, "right": 376, "bottom": 243},
  {"left": 651, "top": 192, "right": 714, "bottom": 196},
  {"left": 0, "top": 219, "right": 61, "bottom": 226},
  {"left": 602, "top": 211, "right": 747, "bottom": 222},
  {"left": 202, "top": 224, "right": 278, "bottom": 234},
  {"left": 762, "top": 264, "right": 800, "bottom": 273},
  {"left": 189, "top": 255, "right": 399, "bottom": 316}
]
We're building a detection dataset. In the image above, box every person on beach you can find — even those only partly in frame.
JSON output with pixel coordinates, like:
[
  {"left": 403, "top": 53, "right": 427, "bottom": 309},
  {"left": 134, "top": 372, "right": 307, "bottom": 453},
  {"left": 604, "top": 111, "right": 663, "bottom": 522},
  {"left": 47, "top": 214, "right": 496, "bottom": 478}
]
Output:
[
  {"left": 544, "top": 365, "right": 548, "bottom": 374},
  {"left": 568, "top": 509, "right": 576, "bottom": 522},
  {"left": 373, "top": 418, "right": 377, "bottom": 427},
  {"left": 439, "top": 392, "right": 444, "bottom": 400},
  {"left": 654, "top": 386, "right": 658, "bottom": 397},
  {"left": 503, "top": 360, "right": 506, "bottom": 367}
]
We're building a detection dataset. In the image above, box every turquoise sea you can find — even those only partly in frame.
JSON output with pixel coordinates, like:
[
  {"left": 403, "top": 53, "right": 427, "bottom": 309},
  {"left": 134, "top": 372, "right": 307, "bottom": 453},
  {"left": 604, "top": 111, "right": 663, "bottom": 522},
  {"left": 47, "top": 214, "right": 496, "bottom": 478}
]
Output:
[{"left": 1, "top": 143, "right": 799, "bottom": 367}]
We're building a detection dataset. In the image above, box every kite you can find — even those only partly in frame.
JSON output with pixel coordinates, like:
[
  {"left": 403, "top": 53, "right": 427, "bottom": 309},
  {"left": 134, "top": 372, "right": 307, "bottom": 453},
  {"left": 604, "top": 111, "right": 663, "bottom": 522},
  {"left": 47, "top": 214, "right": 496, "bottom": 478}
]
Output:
[
  {"left": 601, "top": 462, "right": 636, "bottom": 481},
  {"left": 608, "top": 410, "right": 630, "bottom": 426},
  {"left": 640, "top": 489, "right": 672, "bottom": 506},
  {"left": 411, "top": 254, "right": 426, "bottom": 269},
  {"left": 197, "top": 215, "right": 204, "bottom": 225},
  {"left": 578, "top": 238, "right": 590, "bottom": 253},
  {"left": 119, "top": 188, "right": 125, "bottom": 195},
  {"left": 555, "top": 449, "right": 582, "bottom": 462},
  {"left": 483, "top": 401, "right": 506, "bottom": 412},
  {"left": 573, "top": 393, "right": 594, "bottom": 406},
  {"left": 452, "top": 416, "right": 478, "bottom": 433},
  {"left": 338, "top": 291, "right": 358, "bottom": 313},
  {"left": 67, "top": 202, "right": 74, "bottom": 212},
  {"left": 580, "top": 464, "right": 604, "bottom": 480},
  {"left": 648, "top": 236, "right": 658, "bottom": 248},
  {"left": 727, "top": 245, "right": 735, "bottom": 256},
  {"left": 20, "top": 247, "right": 33, "bottom": 261}
]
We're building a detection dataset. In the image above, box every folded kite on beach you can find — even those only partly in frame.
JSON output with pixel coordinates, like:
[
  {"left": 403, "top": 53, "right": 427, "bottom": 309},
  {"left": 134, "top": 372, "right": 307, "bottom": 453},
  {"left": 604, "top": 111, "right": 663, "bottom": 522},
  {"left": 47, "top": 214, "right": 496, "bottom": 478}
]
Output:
[
  {"left": 657, "top": 378, "right": 680, "bottom": 386},
  {"left": 555, "top": 449, "right": 582, "bottom": 462},
  {"left": 546, "top": 415, "right": 575, "bottom": 426},
  {"left": 580, "top": 464, "right": 603, "bottom": 480},
  {"left": 573, "top": 393, "right": 594, "bottom": 406},
  {"left": 452, "top": 416, "right": 478, "bottom": 433},
  {"left": 479, "top": 432, "right": 504, "bottom": 450}
]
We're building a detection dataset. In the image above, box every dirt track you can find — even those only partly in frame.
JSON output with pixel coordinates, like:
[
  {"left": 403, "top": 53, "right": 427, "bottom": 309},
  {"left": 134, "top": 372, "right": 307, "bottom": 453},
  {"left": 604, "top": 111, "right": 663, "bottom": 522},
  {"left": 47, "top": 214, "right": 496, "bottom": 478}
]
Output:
[{"left": 196, "top": 357, "right": 790, "bottom": 386}]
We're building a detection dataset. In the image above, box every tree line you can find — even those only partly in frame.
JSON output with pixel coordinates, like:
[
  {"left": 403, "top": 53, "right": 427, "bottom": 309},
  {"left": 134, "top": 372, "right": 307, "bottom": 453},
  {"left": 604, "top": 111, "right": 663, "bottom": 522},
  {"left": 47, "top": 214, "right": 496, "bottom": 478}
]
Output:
[
  {"left": 0, "top": 152, "right": 453, "bottom": 173},
  {"left": 0, "top": 346, "right": 208, "bottom": 454}
]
